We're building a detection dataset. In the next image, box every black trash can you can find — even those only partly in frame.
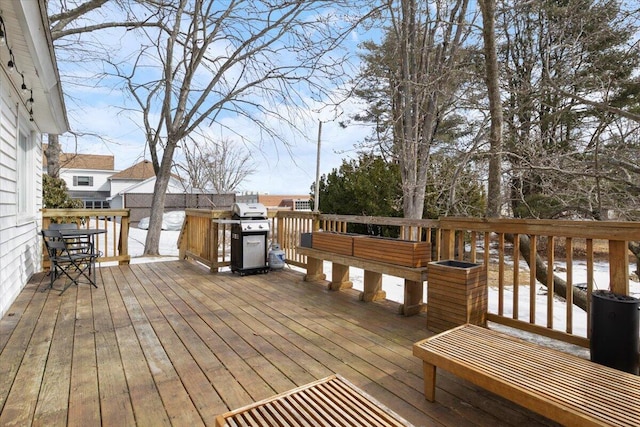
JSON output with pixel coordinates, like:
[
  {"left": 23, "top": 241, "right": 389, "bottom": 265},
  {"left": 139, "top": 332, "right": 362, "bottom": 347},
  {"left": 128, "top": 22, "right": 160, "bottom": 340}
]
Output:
[{"left": 590, "top": 290, "right": 640, "bottom": 374}]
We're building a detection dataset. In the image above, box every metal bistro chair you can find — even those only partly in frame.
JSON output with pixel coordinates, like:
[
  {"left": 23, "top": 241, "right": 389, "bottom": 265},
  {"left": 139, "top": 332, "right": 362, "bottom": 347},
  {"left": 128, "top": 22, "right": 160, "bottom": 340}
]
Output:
[
  {"left": 48, "top": 222, "right": 93, "bottom": 254},
  {"left": 41, "top": 229, "right": 99, "bottom": 295}
]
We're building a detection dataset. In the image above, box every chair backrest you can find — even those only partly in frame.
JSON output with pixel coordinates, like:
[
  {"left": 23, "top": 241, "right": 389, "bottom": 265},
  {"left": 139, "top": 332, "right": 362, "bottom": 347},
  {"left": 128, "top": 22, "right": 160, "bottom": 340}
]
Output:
[
  {"left": 49, "top": 223, "right": 78, "bottom": 231},
  {"left": 41, "top": 229, "right": 66, "bottom": 255},
  {"left": 42, "top": 229, "right": 62, "bottom": 239}
]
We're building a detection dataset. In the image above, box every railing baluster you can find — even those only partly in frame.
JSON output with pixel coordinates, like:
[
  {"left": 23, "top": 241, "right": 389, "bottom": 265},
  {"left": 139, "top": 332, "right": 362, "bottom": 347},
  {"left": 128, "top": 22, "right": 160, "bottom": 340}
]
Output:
[
  {"left": 529, "top": 234, "right": 537, "bottom": 325},
  {"left": 513, "top": 233, "right": 520, "bottom": 320},
  {"left": 586, "top": 238, "right": 594, "bottom": 339},
  {"left": 483, "top": 232, "right": 490, "bottom": 268},
  {"left": 566, "top": 237, "right": 573, "bottom": 334},
  {"left": 470, "top": 232, "right": 477, "bottom": 263},
  {"left": 498, "top": 233, "right": 505, "bottom": 316},
  {"left": 547, "top": 236, "right": 555, "bottom": 329}
]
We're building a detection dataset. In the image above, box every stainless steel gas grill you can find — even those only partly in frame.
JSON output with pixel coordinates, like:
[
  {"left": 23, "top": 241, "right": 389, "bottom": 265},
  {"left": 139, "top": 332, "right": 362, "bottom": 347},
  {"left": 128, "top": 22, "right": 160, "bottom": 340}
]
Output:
[{"left": 230, "top": 203, "right": 270, "bottom": 275}]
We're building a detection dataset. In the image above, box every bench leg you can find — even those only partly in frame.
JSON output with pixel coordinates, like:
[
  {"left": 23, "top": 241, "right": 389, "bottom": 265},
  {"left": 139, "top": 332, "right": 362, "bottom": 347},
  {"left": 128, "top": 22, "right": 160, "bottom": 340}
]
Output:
[
  {"left": 304, "top": 256, "right": 326, "bottom": 282},
  {"left": 360, "top": 270, "right": 386, "bottom": 302},
  {"left": 330, "top": 262, "right": 353, "bottom": 291},
  {"left": 400, "top": 279, "right": 424, "bottom": 316},
  {"left": 423, "top": 361, "right": 436, "bottom": 402}
]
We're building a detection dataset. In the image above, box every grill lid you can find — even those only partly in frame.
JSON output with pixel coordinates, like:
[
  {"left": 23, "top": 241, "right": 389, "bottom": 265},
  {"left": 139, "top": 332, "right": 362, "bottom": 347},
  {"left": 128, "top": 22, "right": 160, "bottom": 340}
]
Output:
[{"left": 232, "top": 202, "right": 267, "bottom": 219}]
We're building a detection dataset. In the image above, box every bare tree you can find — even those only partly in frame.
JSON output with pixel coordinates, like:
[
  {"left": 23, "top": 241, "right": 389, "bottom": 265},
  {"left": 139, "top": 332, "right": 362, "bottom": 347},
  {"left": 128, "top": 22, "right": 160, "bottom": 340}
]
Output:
[
  {"left": 45, "top": 0, "right": 160, "bottom": 178},
  {"left": 105, "top": 0, "right": 371, "bottom": 255},
  {"left": 497, "top": 0, "right": 640, "bottom": 307},
  {"left": 478, "top": 0, "right": 502, "bottom": 218},
  {"left": 177, "top": 135, "right": 255, "bottom": 193},
  {"left": 385, "top": 0, "right": 475, "bottom": 220}
]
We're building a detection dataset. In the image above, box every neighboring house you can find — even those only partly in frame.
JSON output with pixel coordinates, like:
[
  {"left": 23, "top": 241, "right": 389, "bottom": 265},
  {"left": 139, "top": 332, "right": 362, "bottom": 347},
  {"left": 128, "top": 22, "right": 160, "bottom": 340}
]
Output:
[
  {"left": 0, "top": 2, "right": 69, "bottom": 317},
  {"left": 43, "top": 147, "right": 117, "bottom": 208},
  {"left": 238, "top": 194, "right": 312, "bottom": 211},
  {"left": 108, "top": 159, "right": 155, "bottom": 198},
  {"left": 107, "top": 159, "right": 185, "bottom": 211}
]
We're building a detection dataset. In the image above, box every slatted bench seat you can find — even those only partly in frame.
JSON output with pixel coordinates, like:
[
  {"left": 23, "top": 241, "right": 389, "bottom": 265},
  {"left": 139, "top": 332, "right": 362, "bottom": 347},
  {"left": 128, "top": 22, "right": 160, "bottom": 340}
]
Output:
[
  {"left": 413, "top": 324, "right": 640, "bottom": 427},
  {"left": 297, "top": 246, "right": 428, "bottom": 316},
  {"left": 215, "top": 375, "right": 413, "bottom": 427}
]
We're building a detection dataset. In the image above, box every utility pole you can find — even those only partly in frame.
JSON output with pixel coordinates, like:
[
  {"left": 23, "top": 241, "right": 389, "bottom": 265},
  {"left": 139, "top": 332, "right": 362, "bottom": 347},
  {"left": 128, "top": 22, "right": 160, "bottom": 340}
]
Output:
[{"left": 314, "top": 120, "right": 322, "bottom": 212}]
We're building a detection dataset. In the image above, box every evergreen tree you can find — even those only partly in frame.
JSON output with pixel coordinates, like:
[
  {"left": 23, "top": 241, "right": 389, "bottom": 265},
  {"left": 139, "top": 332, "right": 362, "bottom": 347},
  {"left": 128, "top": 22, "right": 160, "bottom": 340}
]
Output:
[
  {"left": 43, "top": 174, "right": 83, "bottom": 209},
  {"left": 318, "top": 152, "right": 485, "bottom": 235},
  {"left": 500, "top": 0, "right": 640, "bottom": 218}
]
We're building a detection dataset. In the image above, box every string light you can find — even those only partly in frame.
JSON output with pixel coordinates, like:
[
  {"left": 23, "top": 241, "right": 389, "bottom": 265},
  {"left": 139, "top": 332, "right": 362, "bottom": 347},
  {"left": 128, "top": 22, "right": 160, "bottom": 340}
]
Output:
[
  {"left": 7, "top": 49, "right": 14, "bottom": 72},
  {"left": 21, "top": 74, "right": 27, "bottom": 94},
  {"left": 0, "top": 14, "right": 35, "bottom": 115},
  {"left": 0, "top": 17, "right": 5, "bottom": 46}
]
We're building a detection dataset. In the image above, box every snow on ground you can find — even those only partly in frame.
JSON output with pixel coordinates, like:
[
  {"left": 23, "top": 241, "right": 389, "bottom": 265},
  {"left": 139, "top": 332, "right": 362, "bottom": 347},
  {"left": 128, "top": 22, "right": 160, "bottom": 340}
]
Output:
[
  {"left": 94, "top": 221, "right": 180, "bottom": 266},
  {"left": 127, "top": 226, "right": 180, "bottom": 259}
]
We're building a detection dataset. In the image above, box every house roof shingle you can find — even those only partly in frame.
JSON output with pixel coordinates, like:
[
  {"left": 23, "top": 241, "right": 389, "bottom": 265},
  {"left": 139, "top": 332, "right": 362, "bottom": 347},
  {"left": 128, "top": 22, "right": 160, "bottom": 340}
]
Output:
[
  {"left": 43, "top": 146, "right": 115, "bottom": 171},
  {"left": 109, "top": 160, "right": 155, "bottom": 180}
]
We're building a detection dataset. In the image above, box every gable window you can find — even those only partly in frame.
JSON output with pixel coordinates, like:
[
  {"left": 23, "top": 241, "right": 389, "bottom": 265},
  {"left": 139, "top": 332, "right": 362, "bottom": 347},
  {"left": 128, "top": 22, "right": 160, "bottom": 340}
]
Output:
[
  {"left": 73, "top": 176, "right": 93, "bottom": 186},
  {"left": 17, "top": 128, "right": 34, "bottom": 221}
]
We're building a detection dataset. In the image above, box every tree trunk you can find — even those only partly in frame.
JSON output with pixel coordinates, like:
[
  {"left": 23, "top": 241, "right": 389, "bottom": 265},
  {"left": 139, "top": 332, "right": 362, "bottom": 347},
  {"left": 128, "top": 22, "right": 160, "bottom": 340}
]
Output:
[
  {"left": 46, "top": 134, "right": 61, "bottom": 178},
  {"left": 144, "top": 143, "right": 176, "bottom": 255},
  {"left": 479, "top": 0, "right": 503, "bottom": 218}
]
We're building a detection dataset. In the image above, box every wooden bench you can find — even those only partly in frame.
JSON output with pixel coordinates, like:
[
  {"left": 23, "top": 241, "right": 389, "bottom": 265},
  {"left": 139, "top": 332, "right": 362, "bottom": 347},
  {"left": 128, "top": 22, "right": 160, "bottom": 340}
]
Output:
[
  {"left": 413, "top": 324, "right": 640, "bottom": 426},
  {"left": 215, "top": 375, "right": 413, "bottom": 426},
  {"left": 297, "top": 246, "right": 428, "bottom": 316}
]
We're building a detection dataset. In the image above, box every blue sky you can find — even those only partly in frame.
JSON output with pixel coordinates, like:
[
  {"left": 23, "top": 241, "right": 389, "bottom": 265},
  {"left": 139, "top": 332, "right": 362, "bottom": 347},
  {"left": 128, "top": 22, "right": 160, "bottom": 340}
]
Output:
[{"left": 58, "top": 85, "right": 371, "bottom": 195}]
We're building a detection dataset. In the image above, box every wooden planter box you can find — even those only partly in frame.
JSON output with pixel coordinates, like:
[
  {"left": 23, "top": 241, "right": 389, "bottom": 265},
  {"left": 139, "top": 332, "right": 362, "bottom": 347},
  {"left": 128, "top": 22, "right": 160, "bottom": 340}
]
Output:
[
  {"left": 427, "top": 260, "right": 487, "bottom": 333},
  {"left": 311, "top": 232, "right": 356, "bottom": 256},
  {"left": 353, "top": 236, "right": 431, "bottom": 267}
]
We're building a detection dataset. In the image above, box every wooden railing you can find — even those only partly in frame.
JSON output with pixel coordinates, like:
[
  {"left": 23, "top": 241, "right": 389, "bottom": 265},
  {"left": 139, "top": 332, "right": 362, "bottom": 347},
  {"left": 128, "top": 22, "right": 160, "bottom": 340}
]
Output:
[
  {"left": 439, "top": 217, "right": 640, "bottom": 347},
  {"left": 179, "top": 210, "right": 640, "bottom": 347},
  {"left": 177, "top": 208, "right": 284, "bottom": 271},
  {"left": 273, "top": 210, "right": 316, "bottom": 268},
  {"left": 42, "top": 208, "right": 131, "bottom": 265},
  {"left": 180, "top": 211, "right": 441, "bottom": 269}
]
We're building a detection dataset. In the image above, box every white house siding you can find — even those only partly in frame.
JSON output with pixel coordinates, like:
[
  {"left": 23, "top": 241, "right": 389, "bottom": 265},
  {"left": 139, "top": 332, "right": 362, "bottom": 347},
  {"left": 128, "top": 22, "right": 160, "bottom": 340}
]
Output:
[
  {"left": 0, "top": 77, "right": 42, "bottom": 318},
  {"left": 62, "top": 168, "right": 113, "bottom": 193},
  {"left": 109, "top": 179, "right": 145, "bottom": 209},
  {"left": 110, "top": 179, "right": 144, "bottom": 196}
]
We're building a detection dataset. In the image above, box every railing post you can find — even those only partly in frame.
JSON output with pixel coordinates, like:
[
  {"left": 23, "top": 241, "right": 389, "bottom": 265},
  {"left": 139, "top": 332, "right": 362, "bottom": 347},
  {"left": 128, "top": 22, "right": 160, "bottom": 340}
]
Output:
[
  {"left": 178, "top": 216, "right": 187, "bottom": 260},
  {"left": 277, "top": 214, "right": 284, "bottom": 248},
  {"left": 609, "top": 240, "right": 629, "bottom": 295},
  {"left": 441, "top": 229, "right": 456, "bottom": 260},
  {"left": 119, "top": 213, "right": 130, "bottom": 264},
  {"left": 211, "top": 218, "right": 219, "bottom": 273}
]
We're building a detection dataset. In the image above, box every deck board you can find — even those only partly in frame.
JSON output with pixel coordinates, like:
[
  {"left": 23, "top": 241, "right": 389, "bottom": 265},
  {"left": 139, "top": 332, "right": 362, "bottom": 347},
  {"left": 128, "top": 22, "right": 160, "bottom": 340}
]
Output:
[{"left": 0, "top": 260, "right": 558, "bottom": 426}]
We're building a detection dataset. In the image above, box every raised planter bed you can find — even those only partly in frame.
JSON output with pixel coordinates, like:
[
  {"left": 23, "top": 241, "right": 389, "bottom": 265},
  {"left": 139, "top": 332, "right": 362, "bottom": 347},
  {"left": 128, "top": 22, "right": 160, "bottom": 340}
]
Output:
[
  {"left": 427, "top": 260, "right": 487, "bottom": 333},
  {"left": 311, "top": 231, "right": 357, "bottom": 256},
  {"left": 353, "top": 235, "right": 431, "bottom": 267}
]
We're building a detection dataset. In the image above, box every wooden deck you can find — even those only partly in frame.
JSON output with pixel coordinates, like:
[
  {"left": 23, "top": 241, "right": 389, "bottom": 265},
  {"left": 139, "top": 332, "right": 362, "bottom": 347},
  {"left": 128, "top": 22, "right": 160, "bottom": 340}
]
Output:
[{"left": 0, "top": 260, "right": 558, "bottom": 426}]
